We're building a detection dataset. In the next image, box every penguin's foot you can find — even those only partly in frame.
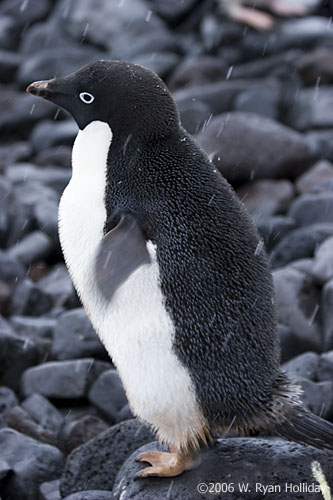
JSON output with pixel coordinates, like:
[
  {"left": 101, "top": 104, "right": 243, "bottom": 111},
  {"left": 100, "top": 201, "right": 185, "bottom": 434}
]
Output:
[
  {"left": 134, "top": 450, "right": 202, "bottom": 479},
  {"left": 227, "top": 5, "right": 274, "bottom": 31}
]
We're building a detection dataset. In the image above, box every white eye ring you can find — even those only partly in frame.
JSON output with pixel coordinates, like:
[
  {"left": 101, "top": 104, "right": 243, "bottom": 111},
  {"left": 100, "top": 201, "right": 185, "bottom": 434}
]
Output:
[{"left": 79, "top": 92, "right": 95, "bottom": 104}]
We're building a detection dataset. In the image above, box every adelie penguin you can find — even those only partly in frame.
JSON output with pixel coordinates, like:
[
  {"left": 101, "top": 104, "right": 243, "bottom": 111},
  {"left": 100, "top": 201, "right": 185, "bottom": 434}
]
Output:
[{"left": 27, "top": 60, "right": 333, "bottom": 479}]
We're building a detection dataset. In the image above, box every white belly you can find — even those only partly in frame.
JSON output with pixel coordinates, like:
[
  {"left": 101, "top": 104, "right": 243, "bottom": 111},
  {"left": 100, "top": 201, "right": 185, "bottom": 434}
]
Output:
[{"left": 58, "top": 121, "right": 206, "bottom": 451}]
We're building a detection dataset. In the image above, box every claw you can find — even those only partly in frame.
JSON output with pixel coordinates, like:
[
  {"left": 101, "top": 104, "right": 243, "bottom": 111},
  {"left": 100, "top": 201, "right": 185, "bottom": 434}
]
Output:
[{"left": 134, "top": 450, "right": 202, "bottom": 479}]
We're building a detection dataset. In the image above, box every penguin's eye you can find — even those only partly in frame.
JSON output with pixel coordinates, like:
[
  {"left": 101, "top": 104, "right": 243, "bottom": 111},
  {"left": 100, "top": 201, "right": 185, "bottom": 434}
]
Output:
[{"left": 79, "top": 92, "right": 95, "bottom": 104}]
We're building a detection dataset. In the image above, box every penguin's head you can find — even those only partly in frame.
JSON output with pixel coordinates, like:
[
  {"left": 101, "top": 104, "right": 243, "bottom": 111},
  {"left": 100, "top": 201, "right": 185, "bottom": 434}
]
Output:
[{"left": 26, "top": 60, "right": 180, "bottom": 138}]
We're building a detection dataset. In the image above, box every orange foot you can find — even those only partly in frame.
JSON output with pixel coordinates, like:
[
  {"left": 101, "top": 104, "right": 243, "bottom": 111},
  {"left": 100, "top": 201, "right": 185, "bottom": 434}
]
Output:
[{"left": 134, "top": 450, "right": 202, "bottom": 479}]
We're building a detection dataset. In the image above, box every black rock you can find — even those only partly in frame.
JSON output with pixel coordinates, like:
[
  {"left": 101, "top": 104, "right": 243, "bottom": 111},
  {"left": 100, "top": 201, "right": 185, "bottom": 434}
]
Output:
[
  {"left": 230, "top": 50, "right": 302, "bottom": 80},
  {"left": 7, "top": 163, "right": 71, "bottom": 195},
  {"left": 112, "top": 438, "right": 333, "bottom": 500},
  {"left": 312, "top": 236, "right": 333, "bottom": 284},
  {"left": 295, "top": 159, "right": 333, "bottom": 194},
  {"left": 0, "top": 142, "right": 32, "bottom": 171},
  {"left": 0, "top": 0, "right": 52, "bottom": 26},
  {"left": 63, "top": 492, "right": 113, "bottom": 500},
  {"left": 131, "top": 52, "right": 179, "bottom": 80},
  {"left": 317, "top": 352, "right": 333, "bottom": 382},
  {"left": 10, "top": 315, "right": 56, "bottom": 341},
  {"left": 38, "top": 264, "right": 77, "bottom": 309},
  {"left": 256, "top": 216, "right": 296, "bottom": 252},
  {"left": 176, "top": 99, "right": 212, "bottom": 135},
  {"left": 22, "top": 393, "right": 64, "bottom": 435},
  {"left": 282, "top": 351, "right": 319, "bottom": 380},
  {"left": 19, "top": 19, "right": 75, "bottom": 56},
  {"left": 52, "top": 308, "right": 107, "bottom": 361},
  {"left": 60, "top": 419, "right": 155, "bottom": 497},
  {"left": 0, "top": 428, "right": 64, "bottom": 500},
  {"left": 21, "top": 359, "right": 111, "bottom": 399},
  {"left": 30, "top": 119, "right": 78, "bottom": 153},
  {"left": 149, "top": 0, "right": 198, "bottom": 24},
  {"left": 322, "top": 278, "right": 333, "bottom": 350},
  {"left": 117, "top": 404, "right": 134, "bottom": 423},
  {"left": 88, "top": 370, "right": 128, "bottom": 423},
  {"left": 0, "top": 250, "right": 25, "bottom": 284},
  {"left": 0, "top": 49, "right": 21, "bottom": 83},
  {"left": 273, "top": 266, "right": 322, "bottom": 351},
  {"left": 270, "top": 223, "right": 333, "bottom": 268},
  {"left": 297, "top": 377, "right": 333, "bottom": 421},
  {"left": 34, "top": 145, "right": 72, "bottom": 169},
  {"left": 306, "top": 129, "right": 333, "bottom": 162},
  {"left": 39, "top": 479, "right": 61, "bottom": 500},
  {"left": 196, "top": 112, "right": 313, "bottom": 185},
  {"left": 287, "top": 86, "right": 333, "bottom": 131},
  {"left": 6, "top": 405, "right": 58, "bottom": 446},
  {"left": 234, "top": 88, "right": 279, "bottom": 120},
  {"left": 0, "top": 90, "right": 57, "bottom": 138},
  {"left": 18, "top": 45, "right": 104, "bottom": 89},
  {"left": 297, "top": 47, "right": 333, "bottom": 86},
  {"left": 168, "top": 55, "right": 228, "bottom": 91},
  {"left": 8, "top": 230, "right": 53, "bottom": 266},
  {"left": 288, "top": 192, "right": 333, "bottom": 226},
  {"left": 278, "top": 324, "right": 307, "bottom": 363},
  {"left": 0, "top": 16, "right": 20, "bottom": 51},
  {"left": 10, "top": 278, "right": 53, "bottom": 317},
  {"left": 0, "top": 386, "right": 18, "bottom": 421},
  {"left": 236, "top": 179, "right": 294, "bottom": 222},
  {"left": 59, "top": 415, "right": 109, "bottom": 455},
  {"left": 0, "top": 317, "right": 38, "bottom": 391}
]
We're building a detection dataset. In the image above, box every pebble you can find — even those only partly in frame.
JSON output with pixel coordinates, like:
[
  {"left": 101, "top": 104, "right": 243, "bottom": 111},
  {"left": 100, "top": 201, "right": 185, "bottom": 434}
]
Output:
[
  {"left": 22, "top": 393, "right": 64, "bottom": 435},
  {"left": 295, "top": 159, "right": 333, "bottom": 194},
  {"left": 322, "top": 278, "right": 333, "bottom": 350},
  {"left": 88, "top": 370, "right": 128, "bottom": 423},
  {"left": 312, "top": 236, "right": 333, "bottom": 284}
]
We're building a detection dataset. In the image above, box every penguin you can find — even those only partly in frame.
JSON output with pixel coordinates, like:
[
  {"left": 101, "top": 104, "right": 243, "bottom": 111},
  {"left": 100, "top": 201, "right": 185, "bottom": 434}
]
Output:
[{"left": 27, "top": 60, "right": 333, "bottom": 479}]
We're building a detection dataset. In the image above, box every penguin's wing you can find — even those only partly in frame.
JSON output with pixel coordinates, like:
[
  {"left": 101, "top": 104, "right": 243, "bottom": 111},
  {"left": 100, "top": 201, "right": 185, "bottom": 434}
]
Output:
[{"left": 94, "top": 213, "right": 151, "bottom": 300}]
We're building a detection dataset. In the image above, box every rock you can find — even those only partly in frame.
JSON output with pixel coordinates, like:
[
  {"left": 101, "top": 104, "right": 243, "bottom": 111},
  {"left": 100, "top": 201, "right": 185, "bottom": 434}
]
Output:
[
  {"left": 10, "top": 315, "right": 56, "bottom": 341},
  {"left": 0, "top": 250, "right": 25, "bottom": 284},
  {"left": 19, "top": 19, "right": 74, "bottom": 56},
  {"left": 0, "top": 318, "right": 38, "bottom": 391},
  {"left": 322, "top": 278, "right": 333, "bottom": 350},
  {"left": 112, "top": 438, "right": 333, "bottom": 500},
  {"left": 0, "top": 16, "right": 20, "bottom": 51},
  {"left": 312, "top": 236, "right": 333, "bottom": 283},
  {"left": 176, "top": 99, "right": 211, "bottom": 135},
  {"left": 196, "top": 112, "right": 312, "bottom": 185},
  {"left": 10, "top": 278, "right": 53, "bottom": 317},
  {"left": 38, "top": 264, "right": 77, "bottom": 309},
  {"left": 273, "top": 266, "right": 322, "bottom": 351},
  {"left": 288, "top": 192, "right": 333, "bottom": 226},
  {"left": 0, "top": 142, "right": 32, "bottom": 171},
  {"left": 7, "top": 163, "right": 71, "bottom": 195},
  {"left": 256, "top": 216, "right": 296, "bottom": 252},
  {"left": 236, "top": 180, "right": 294, "bottom": 221},
  {"left": 230, "top": 50, "right": 301, "bottom": 80},
  {"left": 279, "top": 15, "right": 333, "bottom": 40},
  {"left": 39, "top": 479, "right": 61, "bottom": 500},
  {"left": 149, "top": 0, "right": 197, "bottom": 24},
  {"left": 289, "top": 258, "right": 314, "bottom": 274},
  {"left": 63, "top": 492, "right": 113, "bottom": 500},
  {"left": 0, "top": 49, "right": 21, "bottom": 83},
  {"left": 34, "top": 197, "right": 60, "bottom": 242},
  {"left": 168, "top": 55, "right": 228, "bottom": 91},
  {"left": 18, "top": 45, "right": 104, "bottom": 88},
  {"left": 8, "top": 230, "right": 53, "bottom": 266},
  {"left": 0, "top": 428, "right": 63, "bottom": 500},
  {"left": 306, "top": 129, "right": 333, "bottom": 162},
  {"left": 30, "top": 120, "right": 78, "bottom": 153},
  {"left": 52, "top": 0, "right": 166, "bottom": 53},
  {"left": 270, "top": 223, "right": 333, "bottom": 268},
  {"left": 317, "top": 352, "right": 333, "bottom": 382},
  {"left": 52, "top": 308, "right": 107, "bottom": 361},
  {"left": 60, "top": 415, "right": 109, "bottom": 455},
  {"left": 297, "top": 378, "right": 333, "bottom": 421},
  {"left": 131, "top": 52, "right": 179, "bottom": 79},
  {"left": 60, "top": 419, "right": 154, "bottom": 497},
  {"left": 278, "top": 324, "right": 307, "bottom": 363},
  {"left": 6, "top": 405, "right": 58, "bottom": 446},
  {"left": 282, "top": 351, "right": 319, "bottom": 380},
  {"left": 0, "top": 0, "right": 52, "bottom": 26},
  {"left": 21, "top": 359, "right": 111, "bottom": 399},
  {"left": 88, "top": 370, "right": 128, "bottom": 423},
  {"left": 0, "top": 386, "right": 18, "bottom": 421},
  {"left": 34, "top": 145, "right": 72, "bottom": 169},
  {"left": 22, "top": 393, "right": 64, "bottom": 435},
  {"left": 297, "top": 47, "right": 333, "bottom": 86},
  {"left": 174, "top": 80, "right": 280, "bottom": 118},
  {"left": 295, "top": 160, "right": 333, "bottom": 194},
  {"left": 234, "top": 88, "right": 279, "bottom": 120},
  {"left": 288, "top": 86, "right": 333, "bottom": 131},
  {"left": 0, "top": 90, "right": 57, "bottom": 138},
  {"left": 0, "top": 279, "right": 10, "bottom": 315}
]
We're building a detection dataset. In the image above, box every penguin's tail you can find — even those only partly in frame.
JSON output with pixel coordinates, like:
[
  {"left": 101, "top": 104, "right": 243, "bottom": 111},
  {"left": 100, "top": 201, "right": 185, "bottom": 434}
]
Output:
[{"left": 275, "top": 407, "right": 333, "bottom": 451}]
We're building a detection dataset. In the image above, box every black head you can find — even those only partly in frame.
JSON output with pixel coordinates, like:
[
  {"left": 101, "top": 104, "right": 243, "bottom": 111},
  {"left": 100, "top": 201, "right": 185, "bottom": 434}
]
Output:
[{"left": 26, "top": 60, "right": 180, "bottom": 139}]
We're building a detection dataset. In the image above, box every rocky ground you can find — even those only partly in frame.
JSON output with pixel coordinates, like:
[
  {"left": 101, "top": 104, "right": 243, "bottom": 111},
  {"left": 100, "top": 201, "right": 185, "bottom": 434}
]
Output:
[{"left": 0, "top": 0, "right": 333, "bottom": 499}]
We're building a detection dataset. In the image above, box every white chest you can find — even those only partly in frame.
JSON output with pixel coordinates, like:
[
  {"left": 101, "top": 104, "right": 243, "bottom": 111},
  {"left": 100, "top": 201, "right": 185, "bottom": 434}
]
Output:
[{"left": 58, "top": 121, "right": 205, "bottom": 450}]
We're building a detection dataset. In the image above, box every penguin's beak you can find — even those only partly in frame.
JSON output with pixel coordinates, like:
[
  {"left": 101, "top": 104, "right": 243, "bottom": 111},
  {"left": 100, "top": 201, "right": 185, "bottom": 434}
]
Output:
[{"left": 26, "top": 80, "right": 53, "bottom": 99}]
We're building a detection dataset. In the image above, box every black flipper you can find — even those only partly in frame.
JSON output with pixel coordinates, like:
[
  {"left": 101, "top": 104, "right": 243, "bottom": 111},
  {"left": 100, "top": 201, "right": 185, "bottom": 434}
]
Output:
[
  {"left": 95, "top": 213, "right": 151, "bottom": 301},
  {"left": 276, "top": 407, "right": 333, "bottom": 451}
]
